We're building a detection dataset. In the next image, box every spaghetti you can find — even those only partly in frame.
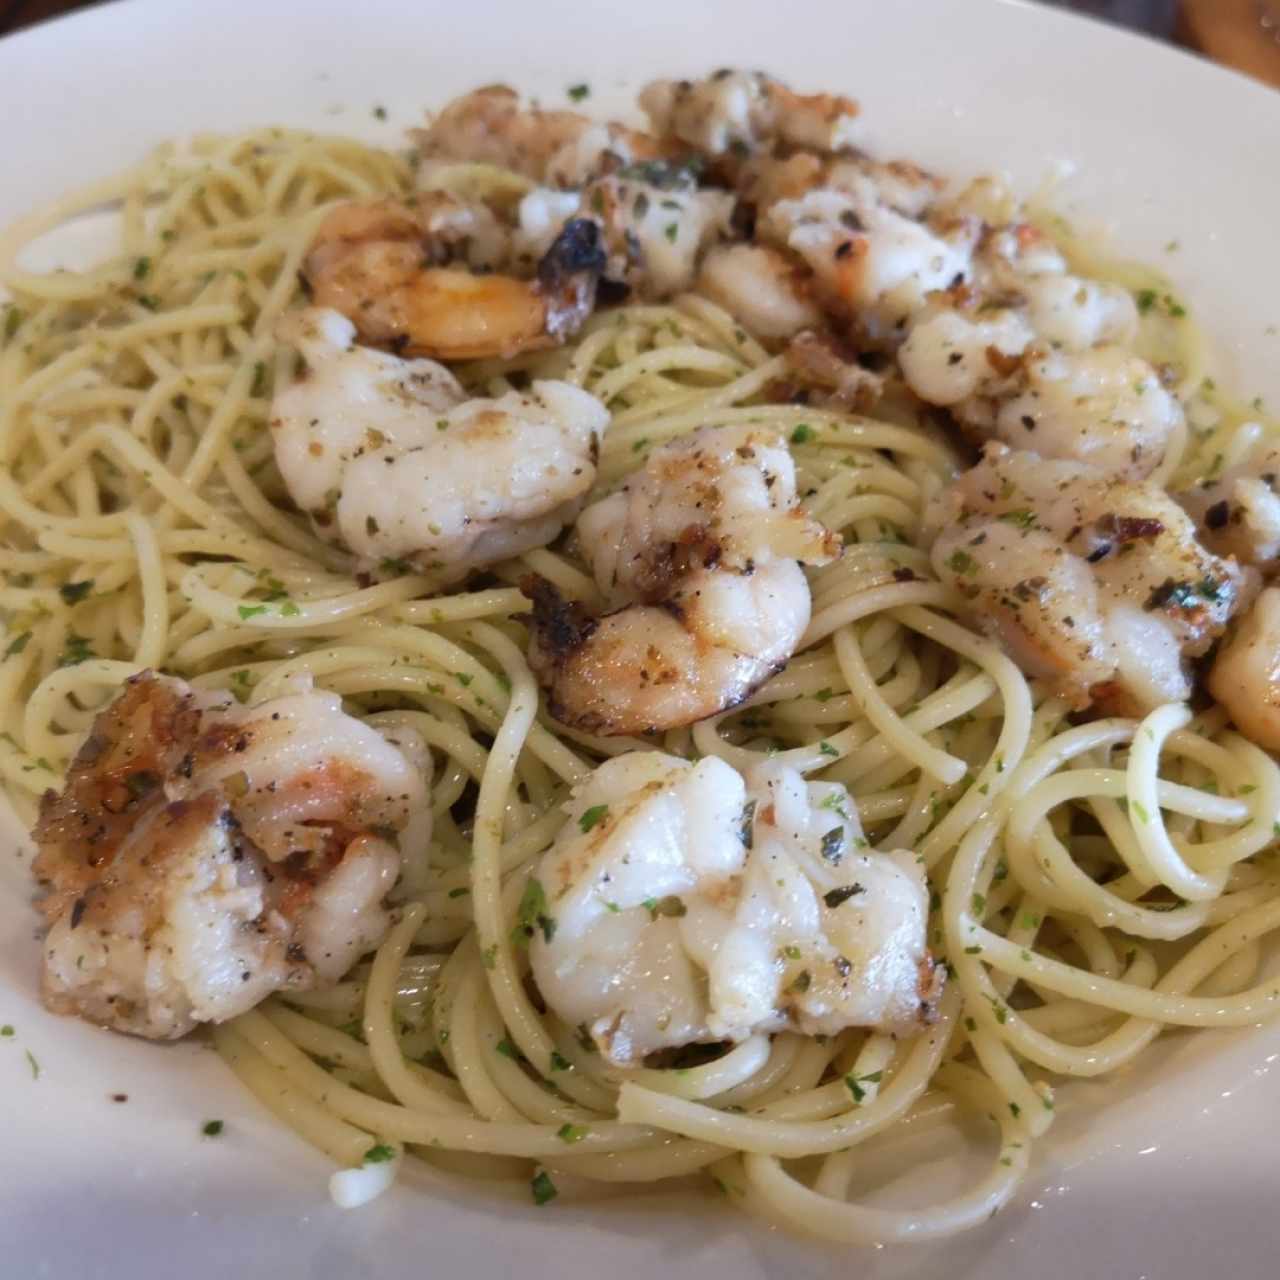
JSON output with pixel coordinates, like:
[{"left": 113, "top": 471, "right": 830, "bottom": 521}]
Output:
[{"left": 2, "top": 126, "right": 1278, "bottom": 1242}]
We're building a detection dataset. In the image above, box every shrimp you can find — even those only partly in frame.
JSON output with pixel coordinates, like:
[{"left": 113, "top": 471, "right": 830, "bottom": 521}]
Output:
[
  {"left": 32, "top": 672, "right": 429, "bottom": 1040},
  {"left": 929, "top": 444, "right": 1251, "bottom": 712},
  {"left": 1207, "top": 586, "right": 1280, "bottom": 750},
  {"left": 524, "top": 424, "right": 841, "bottom": 734},
  {"left": 639, "top": 70, "right": 860, "bottom": 157},
  {"left": 528, "top": 752, "right": 940, "bottom": 1066},
  {"left": 1177, "top": 438, "right": 1280, "bottom": 571},
  {"left": 735, "top": 149, "right": 942, "bottom": 222},
  {"left": 761, "top": 184, "right": 976, "bottom": 341},
  {"left": 271, "top": 308, "right": 608, "bottom": 585},
  {"left": 696, "top": 243, "right": 822, "bottom": 341},
  {"left": 302, "top": 198, "right": 606, "bottom": 360},
  {"left": 901, "top": 306, "right": 1177, "bottom": 481},
  {"left": 417, "top": 85, "right": 668, "bottom": 188}
]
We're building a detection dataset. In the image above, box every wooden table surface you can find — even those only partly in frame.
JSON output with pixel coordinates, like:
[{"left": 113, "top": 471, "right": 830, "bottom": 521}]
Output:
[{"left": 2, "top": 0, "right": 1279, "bottom": 87}]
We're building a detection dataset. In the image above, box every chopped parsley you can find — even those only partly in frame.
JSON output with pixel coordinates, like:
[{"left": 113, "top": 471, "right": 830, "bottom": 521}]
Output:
[
  {"left": 790, "top": 423, "right": 815, "bottom": 445},
  {"left": 579, "top": 803, "right": 609, "bottom": 833},
  {"left": 818, "top": 741, "right": 839, "bottom": 758},
  {"left": 531, "top": 1170, "right": 558, "bottom": 1205},
  {"left": 237, "top": 604, "right": 268, "bottom": 620},
  {"left": 3, "top": 306, "right": 22, "bottom": 340},
  {"left": 57, "top": 634, "right": 95, "bottom": 667},
  {"left": 363, "top": 1143, "right": 396, "bottom": 1164},
  {"left": 556, "top": 1123, "right": 588, "bottom": 1144},
  {"left": 25, "top": 1050, "right": 40, "bottom": 1079},
  {"left": 202, "top": 1119, "right": 224, "bottom": 1137},
  {"left": 567, "top": 83, "right": 590, "bottom": 102},
  {"left": 549, "top": 1050, "right": 571, "bottom": 1072},
  {"left": 945, "top": 550, "right": 976, "bottom": 575},
  {"left": 511, "top": 878, "right": 556, "bottom": 947},
  {"left": 813, "top": 687, "right": 835, "bottom": 702},
  {"left": 495, "top": 1037, "right": 520, "bottom": 1059},
  {"left": 373, "top": 105, "right": 388, "bottom": 120},
  {"left": 133, "top": 257, "right": 151, "bottom": 281},
  {"left": 996, "top": 509, "right": 1036, "bottom": 529},
  {"left": 1135, "top": 288, "right": 1158, "bottom": 314},
  {"left": 4, "top": 631, "right": 32, "bottom": 659},
  {"left": 844, "top": 1069, "right": 883, "bottom": 1104},
  {"left": 663, "top": 222, "right": 679, "bottom": 243}
]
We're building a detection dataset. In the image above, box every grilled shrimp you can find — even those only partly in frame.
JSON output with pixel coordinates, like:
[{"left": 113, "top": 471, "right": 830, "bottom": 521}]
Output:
[
  {"left": 272, "top": 308, "right": 608, "bottom": 585},
  {"left": 417, "top": 84, "right": 668, "bottom": 188},
  {"left": 901, "top": 316, "right": 1179, "bottom": 481},
  {"left": 696, "top": 243, "right": 822, "bottom": 341},
  {"left": 1208, "top": 586, "right": 1280, "bottom": 750},
  {"left": 525, "top": 424, "right": 841, "bottom": 735},
  {"left": 640, "top": 70, "right": 860, "bottom": 156},
  {"left": 1178, "top": 438, "right": 1280, "bottom": 570},
  {"left": 528, "top": 752, "right": 940, "bottom": 1066},
  {"left": 32, "top": 672, "right": 429, "bottom": 1040},
  {"left": 734, "top": 149, "right": 942, "bottom": 222},
  {"left": 929, "top": 444, "right": 1251, "bottom": 712},
  {"left": 303, "top": 198, "right": 606, "bottom": 360},
  {"left": 761, "top": 184, "right": 975, "bottom": 341}
]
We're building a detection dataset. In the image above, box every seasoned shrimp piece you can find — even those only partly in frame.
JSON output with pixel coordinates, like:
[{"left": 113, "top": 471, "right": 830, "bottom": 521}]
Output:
[
  {"left": 1178, "top": 438, "right": 1280, "bottom": 570},
  {"left": 525, "top": 425, "right": 841, "bottom": 734},
  {"left": 696, "top": 243, "right": 822, "bottom": 341},
  {"left": 929, "top": 444, "right": 1250, "bottom": 712},
  {"left": 272, "top": 308, "right": 608, "bottom": 585},
  {"left": 1208, "top": 587, "right": 1280, "bottom": 749},
  {"left": 736, "top": 150, "right": 942, "bottom": 221},
  {"left": 32, "top": 672, "right": 429, "bottom": 1040},
  {"left": 507, "top": 166, "right": 731, "bottom": 300},
  {"left": 903, "top": 315, "right": 1180, "bottom": 481},
  {"left": 529, "top": 753, "right": 940, "bottom": 1065},
  {"left": 640, "top": 70, "right": 860, "bottom": 156},
  {"left": 576, "top": 173, "right": 733, "bottom": 299},
  {"left": 982, "top": 346, "right": 1182, "bottom": 482},
  {"left": 303, "top": 198, "right": 605, "bottom": 360},
  {"left": 762, "top": 185, "right": 975, "bottom": 340},
  {"left": 417, "top": 85, "right": 667, "bottom": 188}
]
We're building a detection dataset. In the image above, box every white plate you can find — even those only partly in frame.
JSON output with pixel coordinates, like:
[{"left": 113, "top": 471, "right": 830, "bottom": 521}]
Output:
[{"left": 3, "top": 1, "right": 1279, "bottom": 1276}]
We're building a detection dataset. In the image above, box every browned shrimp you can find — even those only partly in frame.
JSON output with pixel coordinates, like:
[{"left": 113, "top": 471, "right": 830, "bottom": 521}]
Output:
[
  {"left": 302, "top": 197, "right": 606, "bottom": 360},
  {"left": 417, "top": 84, "right": 670, "bottom": 187},
  {"left": 33, "top": 672, "right": 428, "bottom": 1040}
]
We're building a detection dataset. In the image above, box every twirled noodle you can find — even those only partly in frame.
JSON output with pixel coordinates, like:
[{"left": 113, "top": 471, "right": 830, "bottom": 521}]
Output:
[{"left": 3, "top": 129, "right": 1279, "bottom": 1245}]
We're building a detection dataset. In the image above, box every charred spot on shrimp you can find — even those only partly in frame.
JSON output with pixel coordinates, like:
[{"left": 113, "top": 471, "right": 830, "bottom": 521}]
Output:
[{"left": 535, "top": 218, "right": 607, "bottom": 339}]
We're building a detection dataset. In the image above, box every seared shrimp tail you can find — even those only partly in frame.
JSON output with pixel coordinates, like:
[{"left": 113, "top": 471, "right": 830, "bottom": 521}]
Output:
[{"left": 536, "top": 217, "right": 608, "bottom": 341}]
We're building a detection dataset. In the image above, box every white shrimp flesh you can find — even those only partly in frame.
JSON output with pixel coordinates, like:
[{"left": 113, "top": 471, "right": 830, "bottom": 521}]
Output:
[
  {"left": 1178, "top": 437, "right": 1280, "bottom": 571},
  {"left": 640, "top": 71, "right": 861, "bottom": 156},
  {"left": 32, "top": 672, "right": 429, "bottom": 1040},
  {"left": 928, "top": 443, "right": 1252, "bottom": 713},
  {"left": 271, "top": 308, "right": 608, "bottom": 585},
  {"left": 524, "top": 424, "right": 841, "bottom": 734},
  {"left": 528, "top": 752, "right": 941, "bottom": 1065},
  {"left": 417, "top": 85, "right": 670, "bottom": 188},
  {"left": 1207, "top": 586, "right": 1280, "bottom": 750}
]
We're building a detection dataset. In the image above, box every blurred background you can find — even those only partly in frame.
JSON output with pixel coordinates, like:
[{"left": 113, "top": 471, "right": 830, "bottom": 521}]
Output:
[{"left": 1, "top": 0, "right": 1278, "bottom": 87}]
